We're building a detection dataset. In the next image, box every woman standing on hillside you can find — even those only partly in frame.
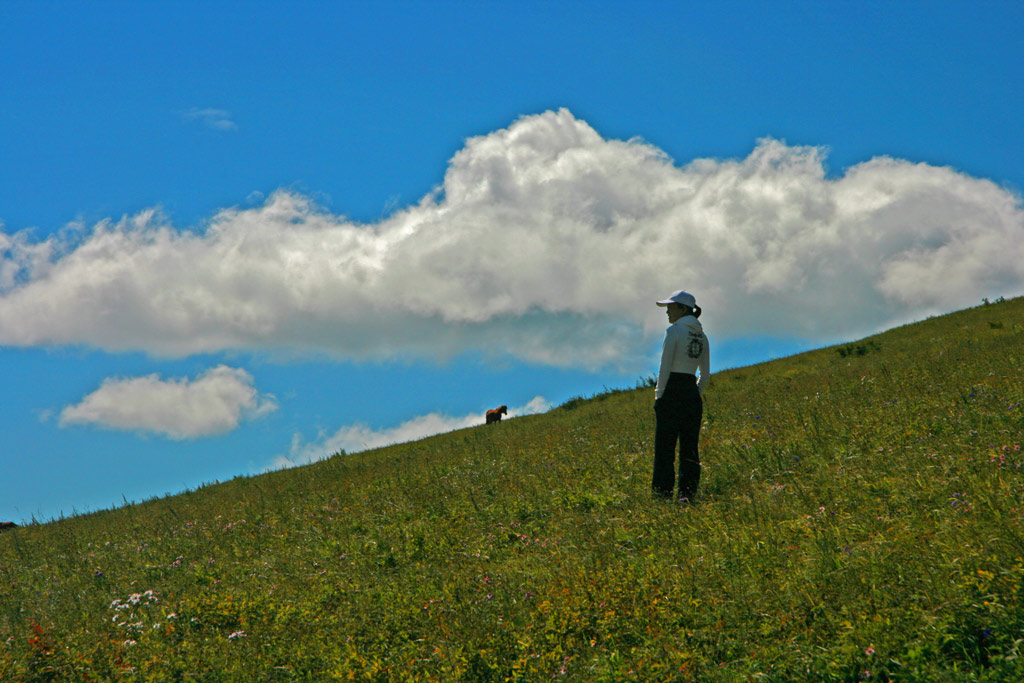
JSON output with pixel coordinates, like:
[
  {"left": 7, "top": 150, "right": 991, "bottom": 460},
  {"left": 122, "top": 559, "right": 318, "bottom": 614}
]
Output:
[{"left": 652, "top": 290, "right": 710, "bottom": 502}]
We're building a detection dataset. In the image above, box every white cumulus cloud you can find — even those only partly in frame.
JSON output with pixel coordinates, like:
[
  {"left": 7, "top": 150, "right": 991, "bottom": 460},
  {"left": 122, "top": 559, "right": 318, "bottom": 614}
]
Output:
[
  {"left": 59, "top": 366, "right": 277, "bottom": 439},
  {"left": 272, "top": 396, "right": 551, "bottom": 470},
  {"left": 2, "top": 108, "right": 1023, "bottom": 369}
]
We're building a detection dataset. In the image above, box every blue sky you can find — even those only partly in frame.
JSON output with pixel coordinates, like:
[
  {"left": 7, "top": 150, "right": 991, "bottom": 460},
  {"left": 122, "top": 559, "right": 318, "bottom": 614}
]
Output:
[{"left": 2, "top": 0, "right": 1023, "bottom": 523}]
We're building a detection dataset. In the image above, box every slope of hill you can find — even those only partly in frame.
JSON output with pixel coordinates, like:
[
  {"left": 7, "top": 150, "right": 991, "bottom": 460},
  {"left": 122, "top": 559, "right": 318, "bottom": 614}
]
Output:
[{"left": 2, "top": 297, "right": 1023, "bottom": 681}]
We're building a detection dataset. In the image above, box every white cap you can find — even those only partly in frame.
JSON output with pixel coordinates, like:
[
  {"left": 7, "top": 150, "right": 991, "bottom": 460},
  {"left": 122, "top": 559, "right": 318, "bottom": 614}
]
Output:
[{"left": 656, "top": 290, "right": 697, "bottom": 308}]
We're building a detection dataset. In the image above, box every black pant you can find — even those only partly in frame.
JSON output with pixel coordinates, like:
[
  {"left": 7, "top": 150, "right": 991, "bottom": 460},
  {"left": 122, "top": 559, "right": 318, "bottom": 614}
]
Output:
[{"left": 652, "top": 373, "right": 703, "bottom": 500}]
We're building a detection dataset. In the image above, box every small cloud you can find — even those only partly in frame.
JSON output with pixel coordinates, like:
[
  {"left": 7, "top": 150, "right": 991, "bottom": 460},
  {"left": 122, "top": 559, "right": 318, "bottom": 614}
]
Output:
[
  {"left": 512, "top": 396, "right": 552, "bottom": 416},
  {"left": 381, "top": 194, "right": 401, "bottom": 217},
  {"left": 181, "top": 107, "right": 237, "bottom": 131},
  {"left": 59, "top": 366, "right": 276, "bottom": 439},
  {"left": 270, "top": 396, "right": 550, "bottom": 470}
]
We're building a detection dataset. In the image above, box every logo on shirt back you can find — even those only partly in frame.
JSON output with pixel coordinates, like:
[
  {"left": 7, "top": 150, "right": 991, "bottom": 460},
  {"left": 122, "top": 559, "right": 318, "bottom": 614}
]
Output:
[{"left": 687, "top": 333, "right": 704, "bottom": 359}]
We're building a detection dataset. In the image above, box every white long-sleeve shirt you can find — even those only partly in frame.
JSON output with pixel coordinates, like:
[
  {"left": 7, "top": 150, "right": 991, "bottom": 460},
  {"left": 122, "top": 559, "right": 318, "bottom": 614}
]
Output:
[{"left": 655, "top": 315, "right": 710, "bottom": 399}]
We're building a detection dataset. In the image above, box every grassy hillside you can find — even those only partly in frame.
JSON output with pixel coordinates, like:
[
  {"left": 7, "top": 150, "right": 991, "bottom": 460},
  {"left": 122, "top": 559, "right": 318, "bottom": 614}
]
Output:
[{"left": 2, "top": 297, "right": 1023, "bottom": 682}]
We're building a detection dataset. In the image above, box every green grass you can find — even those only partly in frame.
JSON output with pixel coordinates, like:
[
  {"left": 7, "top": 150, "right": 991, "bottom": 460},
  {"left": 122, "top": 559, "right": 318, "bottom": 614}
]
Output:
[{"left": 3, "top": 297, "right": 1024, "bottom": 682}]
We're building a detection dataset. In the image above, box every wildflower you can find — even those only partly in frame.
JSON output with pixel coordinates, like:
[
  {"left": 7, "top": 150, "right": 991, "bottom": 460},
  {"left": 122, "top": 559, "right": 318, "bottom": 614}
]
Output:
[
  {"left": 228, "top": 630, "right": 246, "bottom": 640},
  {"left": 123, "top": 640, "right": 137, "bottom": 647},
  {"left": 865, "top": 647, "right": 875, "bottom": 656}
]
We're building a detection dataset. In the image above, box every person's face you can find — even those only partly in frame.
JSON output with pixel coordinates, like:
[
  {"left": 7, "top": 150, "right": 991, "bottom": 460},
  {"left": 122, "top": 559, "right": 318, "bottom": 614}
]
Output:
[{"left": 666, "top": 303, "right": 687, "bottom": 323}]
